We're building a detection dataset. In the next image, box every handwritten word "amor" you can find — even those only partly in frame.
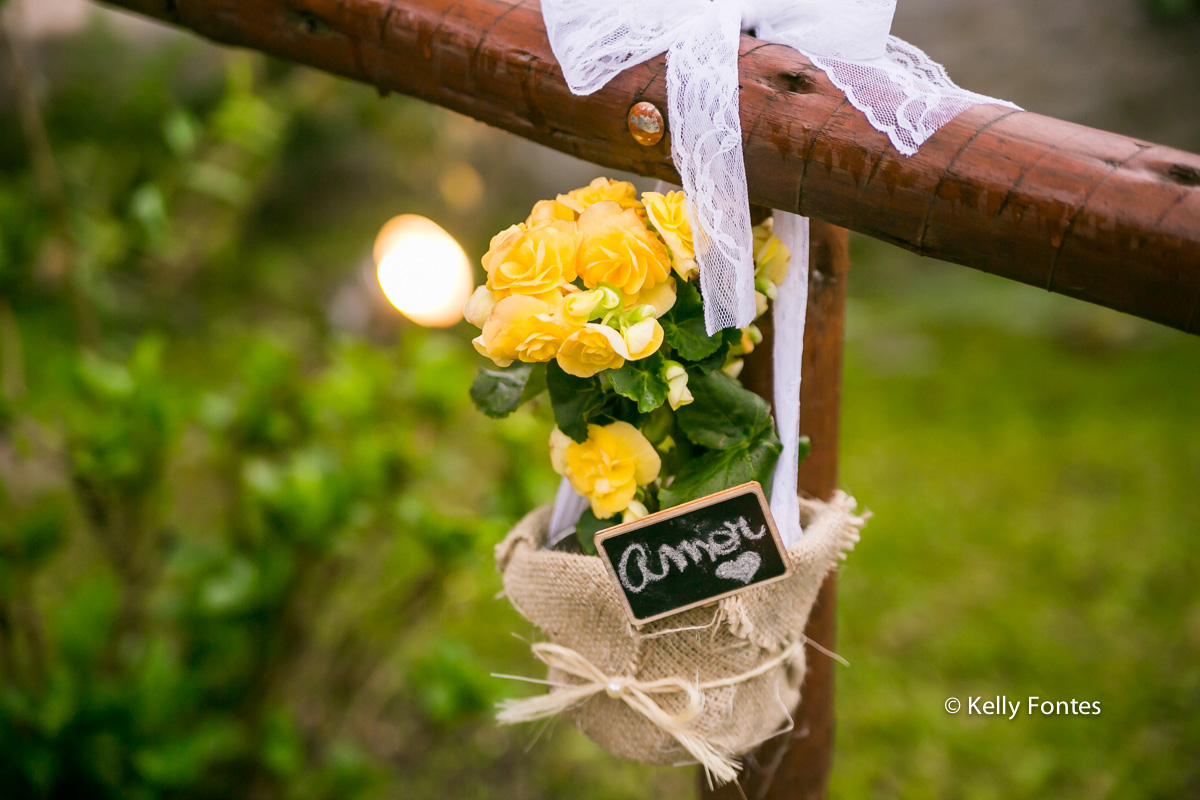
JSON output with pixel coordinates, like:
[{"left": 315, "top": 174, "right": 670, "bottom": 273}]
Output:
[{"left": 617, "top": 517, "right": 767, "bottom": 593}]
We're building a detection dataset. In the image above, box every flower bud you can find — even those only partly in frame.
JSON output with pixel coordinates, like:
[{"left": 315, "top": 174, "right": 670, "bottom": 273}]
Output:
[
  {"left": 463, "top": 285, "right": 498, "bottom": 328},
  {"left": 755, "top": 291, "right": 769, "bottom": 318},
  {"left": 662, "top": 360, "right": 694, "bottom": 410},
  {"left": 622, "top": 499, "right": 650, "bottom": 523},
  {"left": 625, "top": 303, "right": 657, "bottom": 324},
  {"left": 562, "top": 284, "right": 622, "bottom": 322}
]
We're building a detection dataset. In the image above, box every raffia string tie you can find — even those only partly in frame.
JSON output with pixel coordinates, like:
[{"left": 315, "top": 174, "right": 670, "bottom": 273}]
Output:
[{"left": 495, "top": 640, "right": 805, "bottom": 785}]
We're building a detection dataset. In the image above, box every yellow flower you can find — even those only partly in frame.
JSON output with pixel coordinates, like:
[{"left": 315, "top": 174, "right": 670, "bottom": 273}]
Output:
[
  {"left": 557, "top": 177, "right": 643, "bottom": 214},
  {"left": 556, "top": 322, "right": 628, "bottom": 377},
  {"left": 472, "top": 295, "right": 573, "bottom": 366},
  {"left": 483, "top": 220, "right": 580, "bottom": 299},
  {"left": 551, "top": 421, "right": 661, "bottom": 519},
  {"left": 642, "top": 190, "right": 697, "bottom": 280},
  {"left": 752, "top": 218, "right": 790, "bottom": 286},
  {"left": 463, "top": 285, "right": 498, "bottom": 329},
  {"left": 735, "top": 325, "right": 762, "bottom": 356},
  {"left": 621, "top": 318, "right": 664, "bottom": 360},
  {"left": 526, "top": 199, "right": 577, "bottom": 225},
  {"left": 549, "top": 427, "right": 573, "bottom": 475},
  {"left": 577, "top": 201, "right": 672, "bottom": 296}
]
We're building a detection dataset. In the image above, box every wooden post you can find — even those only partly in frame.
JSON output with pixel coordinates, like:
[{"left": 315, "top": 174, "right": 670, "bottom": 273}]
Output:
[{"left": 702, "top": 219, "right": 849, "bottom": 800}]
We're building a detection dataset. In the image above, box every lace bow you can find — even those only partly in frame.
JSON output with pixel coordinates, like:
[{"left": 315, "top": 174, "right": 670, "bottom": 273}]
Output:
[
  {"left": 542, "top": 0, "right": 1017, "bottom": 333},
  {"left": 542, "top": 0, "right": 1018, "bottom": 546}
]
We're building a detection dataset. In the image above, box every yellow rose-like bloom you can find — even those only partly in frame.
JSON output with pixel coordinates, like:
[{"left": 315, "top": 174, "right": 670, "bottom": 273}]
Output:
[
  {"left": 556, "top": 322, "right": 629, "bottom": 377},
  {"left": 752, "top": 218, "right": 791, "bottom": 286},
  {"left": 473, "top": 295, "right": 573, "bottom": 367},
  {"left": 483, "top": 220, "right": 580, "bottom": 299},
  {"left": 642, "top": 190, "right": 697, "bottom": 281},
  {"left": 550, "top": 422, "right": 661, "bottom": 519},
  {"left": 576, "top": 201, "right": 672, "bottom": 296},
  {"left": 557, "top": 177, "right": 643, "bottom": 214},
  {"left": 526, "top": 199, "right": 577, "bottom": 225}
]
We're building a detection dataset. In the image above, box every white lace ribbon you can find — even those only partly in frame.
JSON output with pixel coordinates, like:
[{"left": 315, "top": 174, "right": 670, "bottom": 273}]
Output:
[
  {"left": 543, "top": 0, "right": 1018, "bottom": 334},
  {"left": 542, "top": 0, "right": 1019, "bottom": 543}
]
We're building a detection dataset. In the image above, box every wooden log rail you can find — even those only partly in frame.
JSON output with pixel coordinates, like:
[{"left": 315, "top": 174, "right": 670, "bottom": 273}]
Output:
[{"left": 102, "top": 0, "right": 1200, "bottom": 335}]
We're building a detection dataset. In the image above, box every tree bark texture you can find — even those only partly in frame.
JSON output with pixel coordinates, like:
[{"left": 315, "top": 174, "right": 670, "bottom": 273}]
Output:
[{"left": 99, "top": 0, "right": 1200, "bottom": 336}]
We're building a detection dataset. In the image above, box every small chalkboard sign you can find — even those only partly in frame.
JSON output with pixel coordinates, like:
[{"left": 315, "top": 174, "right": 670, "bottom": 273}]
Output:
[{"left": 594, "top": 482, "right": 790, "bottom": 626}]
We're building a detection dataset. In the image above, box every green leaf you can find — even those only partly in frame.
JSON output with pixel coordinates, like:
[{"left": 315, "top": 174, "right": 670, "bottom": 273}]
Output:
[
  {"left": 693, "top": 328, "right": 743, "bottom": 373},
  {"left": 574, "top": 509, "right": 612, "bottom": 556},
  {"left": 546, "top": 362, "right": 605, "bottom": 443},
  {"left": 520, "top": 362, "right": 548, "bottom": 403},
  {"left": 662, "top": 281, "right": 723, "bottom": 361},
  {"left": 675, "top": 369, "right": 774, "bottom": 450},
  {"left": 607, "top": 353, "right": 668, "bottom": 413},
  {"left": 659, "top": 426, "right": 783, "bottom": 508},
  {"left": 469, "top": 363, "right": 541, "bottom": 419}
]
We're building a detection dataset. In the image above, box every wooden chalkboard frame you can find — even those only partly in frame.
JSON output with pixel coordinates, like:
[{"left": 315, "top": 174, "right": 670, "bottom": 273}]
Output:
[{"left": 594, "top": 482, "right": 792, "bottom": 626}]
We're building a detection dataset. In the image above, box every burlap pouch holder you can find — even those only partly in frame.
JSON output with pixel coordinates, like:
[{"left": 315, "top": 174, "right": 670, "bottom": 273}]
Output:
[{"left": 494, "top": 491, "right": 865, "bottom": 784}]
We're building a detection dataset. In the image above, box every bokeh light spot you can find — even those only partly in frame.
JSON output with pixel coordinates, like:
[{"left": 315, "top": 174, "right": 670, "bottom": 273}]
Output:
[{"left": 375, "top": 215, "right": 473, "bottom": 327}]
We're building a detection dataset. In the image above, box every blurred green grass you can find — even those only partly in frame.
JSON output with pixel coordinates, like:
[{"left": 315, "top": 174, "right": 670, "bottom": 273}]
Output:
[
  {"left": 0, "top": 13, "right": 1197, "bottom": 799},
  {"left": 834, "top": 243, "right": 1200, "bottom": 797}
]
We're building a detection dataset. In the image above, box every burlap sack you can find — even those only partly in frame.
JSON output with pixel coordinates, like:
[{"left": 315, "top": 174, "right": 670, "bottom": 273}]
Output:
[{"left": 495, "top": 491, "right": 864, "bottom": 782}]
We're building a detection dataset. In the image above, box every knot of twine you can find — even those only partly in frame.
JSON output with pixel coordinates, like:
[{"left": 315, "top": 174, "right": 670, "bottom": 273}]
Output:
[{"left": 495, "top": 640, "right": 805, "bottom": 786}]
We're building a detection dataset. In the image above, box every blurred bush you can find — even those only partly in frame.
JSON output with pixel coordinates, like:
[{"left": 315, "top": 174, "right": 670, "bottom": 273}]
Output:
[{"left": 0, "top": 16, "right": 688, "bottom": 800}]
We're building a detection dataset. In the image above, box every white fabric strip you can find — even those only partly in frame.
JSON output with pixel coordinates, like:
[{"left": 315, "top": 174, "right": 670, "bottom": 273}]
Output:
[
  {"left": 769, "top": 212, "right": 809, "bottom": 547},
  {"left": 547, "top": 476, "right": 589, "bottom": 547}
]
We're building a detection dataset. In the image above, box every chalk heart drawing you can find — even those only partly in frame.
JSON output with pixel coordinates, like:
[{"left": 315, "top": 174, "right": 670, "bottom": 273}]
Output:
[{"left": 715, "top": 552, "right": 761, "bottom": 585}]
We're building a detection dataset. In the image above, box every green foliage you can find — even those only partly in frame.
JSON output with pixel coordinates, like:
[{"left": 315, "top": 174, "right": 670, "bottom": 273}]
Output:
[
  {"left": 0, "top": 34, "right": 616, "bottom": 800},
  {"left": 545, "top": 361, "right": 605, "bottom": 443},
  {"left": 607, "top": 353, "right": 668, "bottom": 413},
  {"left": 675, "top": 369, "right": 773, "bottom": 450},
  {"left": 662, "top": 280, "right": 723, "bottom": 361},
  {"left": 1145, "top": 0, "right": 1200, "bottom": 18},
  {"left": 573, "top": 509, "right": 608, "bottom": 556},
  {"left": 658, "top": 427, "right": 782, "bottom": 507},
  {"left": 469, "top": 362, "right": 542, "bottom": 419}
]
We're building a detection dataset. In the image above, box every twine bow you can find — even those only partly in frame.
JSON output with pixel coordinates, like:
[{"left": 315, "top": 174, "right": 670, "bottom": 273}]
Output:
[{"left": 495, "top": 640, "right": 805, "bottom": 785}]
